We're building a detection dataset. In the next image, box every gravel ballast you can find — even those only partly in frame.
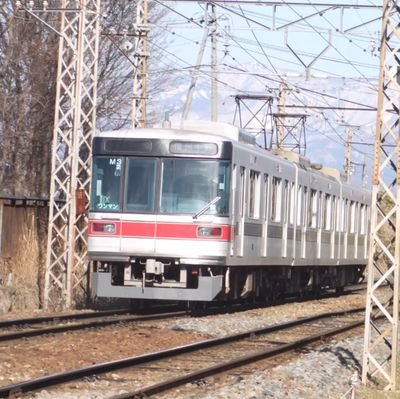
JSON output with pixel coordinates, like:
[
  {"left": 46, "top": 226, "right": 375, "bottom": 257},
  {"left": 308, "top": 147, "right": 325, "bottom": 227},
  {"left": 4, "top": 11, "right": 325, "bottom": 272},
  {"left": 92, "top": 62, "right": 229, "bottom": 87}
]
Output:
[{"left": 1, "top": 290, "right": 392, "bottom": 398}]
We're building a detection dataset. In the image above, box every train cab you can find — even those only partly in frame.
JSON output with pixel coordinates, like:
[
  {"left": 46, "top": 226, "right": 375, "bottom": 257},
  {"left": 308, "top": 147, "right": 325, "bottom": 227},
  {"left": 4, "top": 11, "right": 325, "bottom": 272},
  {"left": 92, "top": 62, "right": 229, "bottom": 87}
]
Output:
[{"left": 89, "top": 122, "right": 237, "bottom": 301}]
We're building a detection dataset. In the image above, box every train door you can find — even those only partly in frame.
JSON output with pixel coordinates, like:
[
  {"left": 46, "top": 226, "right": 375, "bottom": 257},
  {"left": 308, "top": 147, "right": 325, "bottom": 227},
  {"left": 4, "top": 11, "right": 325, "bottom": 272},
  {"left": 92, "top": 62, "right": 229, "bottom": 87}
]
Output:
[
  {"left": 317, "top": 190, "right": 322, "bottom": 259},
  {"left": 281, "top": 179, "right": 289, "bottom": 258},
  {"left": 234, "top": 166, "right": 246, "bottom": 256},
  {"left": 330, "top": 195, "right": 336, "bottom": 259},
  {"left": 248, "top": 169, "right": 262, "bottom": 257},
  {"left": 262, "top": 173, "right": 269, "bottom": 257},
  {"left": 229, "top": 164, "right": 237, "bottom": 256},
  {"left": 120, "top": 157, "right": 158, "bottom": 254},
  {"left": 336, "top": 185, "right": 344, "bottom": 262},
  {"left": 301, "top": 186, "right": 308, "bottom": 258},
  {"left": 343, "top": 199, "right": 349, "bottom": 259},
  {"left": 294, "top": 184, "right": 302, "bottom": 260}
]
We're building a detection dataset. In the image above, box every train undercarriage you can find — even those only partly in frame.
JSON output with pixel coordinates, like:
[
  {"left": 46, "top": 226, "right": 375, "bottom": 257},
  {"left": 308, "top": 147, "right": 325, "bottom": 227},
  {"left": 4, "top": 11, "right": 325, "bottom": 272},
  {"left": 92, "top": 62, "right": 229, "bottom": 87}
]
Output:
[{"left": 93, "top": 259, "right": 365, "bottom": 303}]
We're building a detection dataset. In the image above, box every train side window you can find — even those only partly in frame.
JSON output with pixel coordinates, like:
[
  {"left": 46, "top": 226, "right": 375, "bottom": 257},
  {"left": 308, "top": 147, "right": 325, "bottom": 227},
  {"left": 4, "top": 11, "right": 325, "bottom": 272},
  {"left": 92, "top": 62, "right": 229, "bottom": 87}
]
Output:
[
  {"left": 263, "top": 174, "right": 269, "bottom": 220},
  {"left": 343, "top": 199, "right": 349, "bottom": 232},
  {"left": 283, "top": 180, "right": 289, "bottom": 223},
  {"left": 337, "top": 197, "right": 343, "bottom": 232},
  {"left": 249, "top": 170, "right": 261, "bottom": 219},
  {"left": 303, "top": 186, "right": 308, "bottom": 227},
  {"left": 239, "top": 167, "right": 246, "bottom": 217},
  {"left": 319, "top": 191, "right": 324, "bottom": 229},
  {"left": 324, "top": 194, "right": 332, "bottom": 230},
  {"left": 350, "top": 200, "right": 356, "bottom": 233},
  {"left": 365, "top": 205, "right": 370, "bottom": 233},
  {"left": 289, "top": 182, "right": 295, "bottom": 225},
  {"left": 356, "top": 202, "right": 361, "bottom": 233},
  {"left": 296, "top": 185, "right": 302, "bottom": 226},
  {"left": 332, "top": 195, "right": 337, "bottom": 230},
  {"left": 360, "top": 204, "right": 366, "bottom": 234},
  {"left": 309, "top": 189, "right": 318, "bottom": 228},
  {"left": 271, "top": 177, "right": 282, "bottom": 222}
]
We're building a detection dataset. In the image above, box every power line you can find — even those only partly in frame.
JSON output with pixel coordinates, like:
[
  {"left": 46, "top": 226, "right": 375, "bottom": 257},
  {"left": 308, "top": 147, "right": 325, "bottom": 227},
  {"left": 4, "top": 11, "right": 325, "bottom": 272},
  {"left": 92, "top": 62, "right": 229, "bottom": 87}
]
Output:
[{"left": 162, "top": 1, "right": 381, "bottom": 8}]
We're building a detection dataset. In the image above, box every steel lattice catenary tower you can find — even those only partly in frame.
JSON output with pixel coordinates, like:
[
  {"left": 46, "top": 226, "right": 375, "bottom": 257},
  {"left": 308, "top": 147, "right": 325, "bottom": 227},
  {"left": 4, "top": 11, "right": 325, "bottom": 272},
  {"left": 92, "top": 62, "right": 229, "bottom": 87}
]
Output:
[
  {"left": 362, "top": 0, "right": 400, "bottom": 391},
  {"left": 44, "top": 0, "right": 101, "bottom": 309}
]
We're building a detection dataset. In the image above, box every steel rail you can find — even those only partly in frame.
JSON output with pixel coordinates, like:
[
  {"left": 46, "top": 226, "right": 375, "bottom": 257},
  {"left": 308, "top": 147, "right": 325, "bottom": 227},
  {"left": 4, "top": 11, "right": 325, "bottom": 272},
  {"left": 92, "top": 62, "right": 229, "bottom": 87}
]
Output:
[
  {"left": 0, "top": 286, "right": 365, "bottom": 340},
  {"left": 0, "top": 307, "right": 365, "bottom": 398},
  {"left": 0, "top": 304, "right": 186, "bottom": 328},
  {"left": 0, "top": 311, "right": 187, "bottom": 342},
  {"left": 111, "top": 318, "right": 365, "bottom": 399},
  {"left": 0, "top": 309, "right": 135, "bottom": 329}
]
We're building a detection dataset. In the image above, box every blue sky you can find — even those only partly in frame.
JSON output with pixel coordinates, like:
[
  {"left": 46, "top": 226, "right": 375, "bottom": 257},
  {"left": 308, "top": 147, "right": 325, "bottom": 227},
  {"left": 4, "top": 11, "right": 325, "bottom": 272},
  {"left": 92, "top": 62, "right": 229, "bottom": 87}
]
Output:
[{"left": 149, "top": 1, "right": 383, "bottom": 186}]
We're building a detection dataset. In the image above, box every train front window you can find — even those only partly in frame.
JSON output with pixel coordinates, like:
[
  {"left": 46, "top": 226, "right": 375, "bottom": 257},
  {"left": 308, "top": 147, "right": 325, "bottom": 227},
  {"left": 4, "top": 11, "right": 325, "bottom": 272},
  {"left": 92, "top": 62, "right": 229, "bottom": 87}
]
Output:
[
  {"left": 125, "top": 158, "right": 157, "bottom": 212},
  {"left": 91, "top": 157, "right": 123, "bottom": 211},
  {"left": 160, "top": 159, "right": 230, "bottom": 216}
]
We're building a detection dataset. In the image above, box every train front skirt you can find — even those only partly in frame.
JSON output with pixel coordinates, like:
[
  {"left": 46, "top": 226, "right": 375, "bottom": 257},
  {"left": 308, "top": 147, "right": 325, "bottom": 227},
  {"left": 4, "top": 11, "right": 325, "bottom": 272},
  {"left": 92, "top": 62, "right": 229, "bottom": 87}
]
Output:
[{"left": 93, "top": 272, "right": 223, "bottom": 301}]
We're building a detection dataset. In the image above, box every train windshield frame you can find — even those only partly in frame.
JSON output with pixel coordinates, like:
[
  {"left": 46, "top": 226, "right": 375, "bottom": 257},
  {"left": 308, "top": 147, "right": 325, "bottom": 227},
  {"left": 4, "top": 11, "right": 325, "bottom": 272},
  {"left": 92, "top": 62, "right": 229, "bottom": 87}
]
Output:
[{"left": 91, "top": 156, "right": 230, "bottom": 216}]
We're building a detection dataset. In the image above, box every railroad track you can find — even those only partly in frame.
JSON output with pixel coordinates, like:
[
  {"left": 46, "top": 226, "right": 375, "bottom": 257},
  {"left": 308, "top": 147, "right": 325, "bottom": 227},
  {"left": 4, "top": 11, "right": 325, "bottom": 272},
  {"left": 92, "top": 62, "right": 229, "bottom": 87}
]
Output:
[
  {"left": 0, "top": 284, "right": 365, "bottom": 342},
  {"left": 0, "top": 306, "right": 366, "bottom": 398},
  {"left": 192, "top": 282, "right": 366, "bottom": 317},
  {"left": 0, "top": 309, "right": 188, "bottom": 342}
]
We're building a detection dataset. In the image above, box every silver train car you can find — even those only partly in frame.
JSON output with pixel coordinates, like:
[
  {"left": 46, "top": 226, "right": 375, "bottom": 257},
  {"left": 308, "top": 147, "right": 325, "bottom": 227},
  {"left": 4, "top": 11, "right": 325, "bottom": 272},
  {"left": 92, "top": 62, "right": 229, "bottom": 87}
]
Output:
[{"left": 89, "top": 121, "right": 370, "bottom": 303}]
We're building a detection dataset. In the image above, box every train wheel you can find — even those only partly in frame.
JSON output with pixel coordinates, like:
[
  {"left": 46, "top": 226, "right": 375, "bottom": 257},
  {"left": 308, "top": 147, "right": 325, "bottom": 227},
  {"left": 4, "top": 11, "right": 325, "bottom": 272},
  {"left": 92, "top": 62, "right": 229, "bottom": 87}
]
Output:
[{"left": 336, "top": 286, "right": 344, "bottom": 294}]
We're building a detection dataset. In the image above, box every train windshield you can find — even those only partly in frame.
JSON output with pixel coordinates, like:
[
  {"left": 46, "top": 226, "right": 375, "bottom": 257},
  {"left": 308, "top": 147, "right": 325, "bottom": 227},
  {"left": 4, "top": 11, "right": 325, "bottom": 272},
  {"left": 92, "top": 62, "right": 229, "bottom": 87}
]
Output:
[
  {"left": 91, "top": 156, "right": 123, "bottom": 211},
  {"left": 160, "top": 159, "right": 230, "bottom": 216},
  {"left": 125, "top": 158, "right": 157, "bottom": 212},
  {"left": 91, "top": 156, "right": 230, "bottom": 216}
]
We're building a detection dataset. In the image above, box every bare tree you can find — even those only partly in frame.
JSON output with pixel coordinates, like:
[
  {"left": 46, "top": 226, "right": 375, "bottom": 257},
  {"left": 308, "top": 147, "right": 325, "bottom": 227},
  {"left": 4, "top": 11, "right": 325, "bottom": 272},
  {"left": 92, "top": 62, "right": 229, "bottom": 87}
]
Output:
[
  {"left": 97, "top": 0, "right": 178, "bottom": 130},
  {"left": 0, "top": 3, "right": 57, "bottom": 198},
  {"left": 0, "top": 1, "right": 178, "bottom": 197}
]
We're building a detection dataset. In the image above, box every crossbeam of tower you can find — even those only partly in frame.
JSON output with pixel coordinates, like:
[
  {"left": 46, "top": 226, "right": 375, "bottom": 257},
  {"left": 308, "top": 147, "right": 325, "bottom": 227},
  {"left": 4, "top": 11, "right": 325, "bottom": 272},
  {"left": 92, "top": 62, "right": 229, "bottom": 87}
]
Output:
[
  {"left": 362, "top": 0, "right": 400, "bottom": 390},
  {"left": 232, "top": 94, "right": 274, "bottom": 149},
  {"left": 272, "top": 113, "right": 307, "bottom": 155},
  {"left": 44, "top": 0, "right": 101, "bottom": 309}
]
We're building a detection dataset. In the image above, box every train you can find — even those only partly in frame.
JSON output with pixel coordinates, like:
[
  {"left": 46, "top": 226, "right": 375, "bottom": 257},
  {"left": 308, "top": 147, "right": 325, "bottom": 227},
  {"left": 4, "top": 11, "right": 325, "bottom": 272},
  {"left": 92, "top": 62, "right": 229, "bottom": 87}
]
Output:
[{"left": 88, "top": 120, "right": 370, "bottom": 303}]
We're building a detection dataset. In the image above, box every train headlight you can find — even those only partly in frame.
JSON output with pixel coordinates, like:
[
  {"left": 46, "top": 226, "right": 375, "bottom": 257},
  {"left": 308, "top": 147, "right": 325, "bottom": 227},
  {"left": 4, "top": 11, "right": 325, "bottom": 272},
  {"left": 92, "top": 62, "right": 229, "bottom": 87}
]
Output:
[
  {"left": 197, "top": 226, "right": 222, "bottom": 237},
  {"left": 93, "top": 222, "right": 116, "bottom": 234}
]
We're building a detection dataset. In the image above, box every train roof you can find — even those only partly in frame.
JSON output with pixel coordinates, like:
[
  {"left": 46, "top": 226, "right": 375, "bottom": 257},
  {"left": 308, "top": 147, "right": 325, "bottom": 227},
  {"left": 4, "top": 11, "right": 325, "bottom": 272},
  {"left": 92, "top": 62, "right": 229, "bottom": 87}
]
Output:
[
  {"left": 97, "top": 121, "right": 366, "bottom": 191},
  {"left": 98, "top": 120, "right": 255, "bottom": 144}
]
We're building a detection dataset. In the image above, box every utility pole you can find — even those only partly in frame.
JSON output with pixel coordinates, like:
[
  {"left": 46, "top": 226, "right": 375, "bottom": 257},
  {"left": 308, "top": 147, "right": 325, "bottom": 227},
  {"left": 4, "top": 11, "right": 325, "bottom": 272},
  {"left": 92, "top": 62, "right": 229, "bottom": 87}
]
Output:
[
  {"left": 272, "top": 84, "right": 307, "bottom": 155},
  {"left": 277, "top": 83, "right": 287, "bottom": 146},
  {"left": 343, "top": 126, "right": 353, "bottom": 183},
  {"left": 210, "top": 3, "right": 218, "bottom": 121},
  {"left": 362, "top": 153, "right": 368, "bottom": 189},
  {"left": 182, "top": 8, "right": 209, "bottom": 121},
  {"left": 38, "top": 0, "right": 101, "bottom": 310},
  {"left": 362, "top": 0, "right": 400, "bottom": 390},
  {"left": 132, "top": 0, "right": 148, "bottom": 128},
  {"left": 182, "top": 3, "right": 218, "bottom": 122}
]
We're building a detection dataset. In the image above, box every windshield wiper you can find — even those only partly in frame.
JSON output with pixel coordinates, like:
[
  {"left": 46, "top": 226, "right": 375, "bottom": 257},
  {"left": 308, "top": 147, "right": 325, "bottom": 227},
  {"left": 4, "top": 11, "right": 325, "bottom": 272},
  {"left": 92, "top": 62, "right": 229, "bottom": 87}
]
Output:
[{"left": 192, "top": 196, "right": 221, "bottom": 220}]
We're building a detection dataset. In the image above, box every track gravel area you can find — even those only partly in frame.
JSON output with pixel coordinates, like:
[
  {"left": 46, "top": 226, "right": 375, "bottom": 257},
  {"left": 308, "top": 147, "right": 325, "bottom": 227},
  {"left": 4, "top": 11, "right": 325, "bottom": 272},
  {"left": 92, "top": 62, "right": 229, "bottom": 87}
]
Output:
[{"left": 0, "top": 288, "right": 389, "bottom": 398}]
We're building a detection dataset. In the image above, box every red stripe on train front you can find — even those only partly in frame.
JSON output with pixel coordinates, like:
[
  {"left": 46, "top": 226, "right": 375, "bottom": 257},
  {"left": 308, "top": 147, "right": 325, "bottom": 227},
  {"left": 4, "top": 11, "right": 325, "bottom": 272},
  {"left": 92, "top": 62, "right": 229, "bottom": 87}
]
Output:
[
  {"left": 121, "top": 221, "right": 155, "bottom": 237},
  {"left": 88, "top": 220, "right": 231, "bottom": 241}
]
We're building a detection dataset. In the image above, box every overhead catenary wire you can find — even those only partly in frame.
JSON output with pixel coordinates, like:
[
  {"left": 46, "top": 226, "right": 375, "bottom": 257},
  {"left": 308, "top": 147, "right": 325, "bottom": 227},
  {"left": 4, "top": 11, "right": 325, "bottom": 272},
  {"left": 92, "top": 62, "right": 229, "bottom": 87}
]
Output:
[
  {"left": 280, "top": 0, "right": 378, "bottom": 91},
  {"left": 148, "top": 1, "right": 378, "bottom": 157}
]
